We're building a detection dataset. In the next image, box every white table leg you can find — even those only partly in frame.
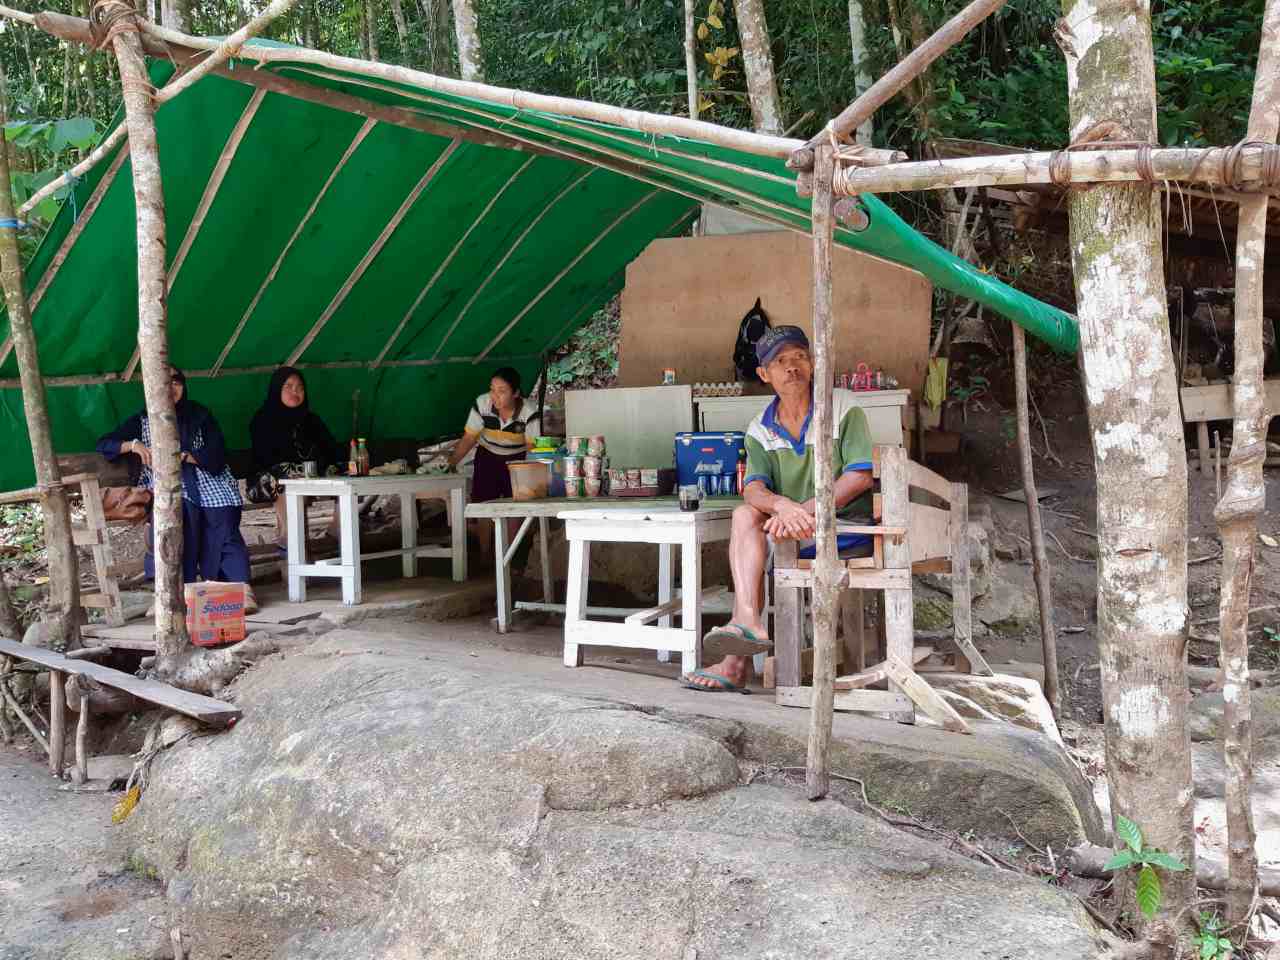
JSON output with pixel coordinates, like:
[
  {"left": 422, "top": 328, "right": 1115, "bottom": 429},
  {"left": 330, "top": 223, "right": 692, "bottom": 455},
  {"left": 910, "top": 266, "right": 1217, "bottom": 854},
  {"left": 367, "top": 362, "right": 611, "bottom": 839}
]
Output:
[
  {"left": 563, "top": 537, "right": 590, "bottom": 667},
  {"left": 400, "top": 492, "right": 418, "bottom": 579},
  {"left": 538, "top": 517, "right": 553, "bottom": 603},
  {"left": 494, "top": 519, "right": 512, "bottom": 633},
  {"left": 450, "top": 486, "right": 467, "bottom": 582},
  {"left": 656, "top": 542, "right": 673, "bottom": 663},
  {"left": 286, "top": 489, "right": 307, "bottom": 603},
  {"left": 338, "top": 492, "right": 362, "bottom": 605},
  {"left": 680, "top": 535, "right": 702, "bottom": 676}
]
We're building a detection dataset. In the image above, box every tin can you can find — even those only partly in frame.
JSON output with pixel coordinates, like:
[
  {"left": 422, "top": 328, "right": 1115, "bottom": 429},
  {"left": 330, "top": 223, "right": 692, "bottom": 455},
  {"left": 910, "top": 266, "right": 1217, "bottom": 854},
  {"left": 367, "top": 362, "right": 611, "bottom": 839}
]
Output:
[
  {"left": 583, "top": 456, "right": 603, "bottom": 479},
  {"left": 565, "top": 436, "right": 588, "bottom": 456},
  {"left": 563, "top": 456, "right": 583, "bottom": 478},
  {"left": 722, "top": 473, "right": 735, "bottom": 496},
  {"left": 564, "top": 476, "right": 585, "bottom": 498},
  {"left": 587, "top": 435, "right": 607, "bottom": 456},
  {"left": 584, "top": 478, "right": 602, "bottom": 497},
  {"left": 662, "top": 368, "right": 676, "bottom": 385},
  {"left": 639, "top": 467, "right": 659, "bottom": 487},
  {"left": 627, "top": 468, "right": 642, "bottom": 486}
]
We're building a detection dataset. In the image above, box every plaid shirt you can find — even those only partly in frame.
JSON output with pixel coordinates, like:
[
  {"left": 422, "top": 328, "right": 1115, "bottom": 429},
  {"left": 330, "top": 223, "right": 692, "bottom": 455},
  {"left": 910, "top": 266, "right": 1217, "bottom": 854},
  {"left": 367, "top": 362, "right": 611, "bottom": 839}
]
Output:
[{"left": 139, "top": 417, "right": 243, "bottom": 508}]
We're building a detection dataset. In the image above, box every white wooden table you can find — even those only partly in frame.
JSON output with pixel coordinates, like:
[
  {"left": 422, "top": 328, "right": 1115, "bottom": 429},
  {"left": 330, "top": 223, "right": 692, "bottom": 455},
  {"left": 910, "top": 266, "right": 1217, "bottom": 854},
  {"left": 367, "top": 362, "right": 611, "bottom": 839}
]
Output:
[
  {"left": 283, "top": 474, "right": 467, "bottom": 605},
  {"left": 560, "top": 505, "right": 733, "bottom": 674}
]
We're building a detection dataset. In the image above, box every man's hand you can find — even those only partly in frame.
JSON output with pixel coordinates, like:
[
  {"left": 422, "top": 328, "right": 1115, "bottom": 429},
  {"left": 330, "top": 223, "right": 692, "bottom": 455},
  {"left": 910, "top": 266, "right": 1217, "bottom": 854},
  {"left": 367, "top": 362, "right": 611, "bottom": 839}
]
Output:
[
  {"left": 128, "top": 440, "right": 153, "bottom": 467},
  {"left": 765, "top": 497, "right": 815, "bottom": 540}
]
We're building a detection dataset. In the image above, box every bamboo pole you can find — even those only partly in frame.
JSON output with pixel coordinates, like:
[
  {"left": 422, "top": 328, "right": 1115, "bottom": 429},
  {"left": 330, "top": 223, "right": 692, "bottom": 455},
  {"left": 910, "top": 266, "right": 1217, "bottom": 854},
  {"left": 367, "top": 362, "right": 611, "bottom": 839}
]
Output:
[
  {"left": 49, "top": 669, "right": 65, "bottom": 776},
  {"left": 1214, "top": 0, "right": 1280, "bottom": 926},
  {"left": 1012, "top": 324, "right": 1059, "bottom": 716},
  {"left": 805, "top": 143, "right": 839, "bottom": 801},
  {"left": 683, "top": 0, "right": 697, "bottom": 121},
  {"left": 799, "top": 0, "right": 1008, "bottom": 159},
  {"left": 0, "top": 64, "right": 82, "bottom": 657},
  {"left": 832, "top": 144, "right": 1280, "bottom": 196},
  {"left": 284, "top": 140, "right": 460, "bottom": 366}
]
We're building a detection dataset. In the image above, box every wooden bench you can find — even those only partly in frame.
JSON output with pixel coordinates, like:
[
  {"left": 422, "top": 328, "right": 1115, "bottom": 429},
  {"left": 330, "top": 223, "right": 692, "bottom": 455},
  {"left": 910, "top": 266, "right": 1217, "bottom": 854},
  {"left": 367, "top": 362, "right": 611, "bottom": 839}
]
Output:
[
  {"left": 770, "top": 445, "right": 993, "bottom": 733},
  {"left": 0, "top": 636, "right": 240, "bottom": 783},
  {"left": 1181, "top": 381, "right": 1280, "bottom": 475}
]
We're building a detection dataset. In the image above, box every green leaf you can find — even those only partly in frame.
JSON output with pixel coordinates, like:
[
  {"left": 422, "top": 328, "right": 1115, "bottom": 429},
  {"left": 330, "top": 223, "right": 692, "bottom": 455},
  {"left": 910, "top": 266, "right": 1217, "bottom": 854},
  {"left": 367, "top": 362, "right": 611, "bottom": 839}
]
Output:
[
  {"left": 54, "top": 117, "right": 96, "bottom": 152},
  {"left": 1141, "top": 850, "right": 1187, "bottom": 872},
  {"left": 1115, "top": 815, "right": 1143, "bottom": 853},
  {"left": 1135, "top": 864, "right": 1162, "bottom": 919},
  {"left": 1102, "top": 850, "right": 1138, "bottom": 872}
]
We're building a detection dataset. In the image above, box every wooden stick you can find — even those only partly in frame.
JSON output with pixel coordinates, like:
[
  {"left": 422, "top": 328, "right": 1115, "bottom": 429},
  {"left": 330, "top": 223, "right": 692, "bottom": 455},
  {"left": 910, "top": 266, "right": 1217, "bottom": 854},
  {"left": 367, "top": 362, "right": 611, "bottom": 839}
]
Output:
[
  {"left": 0, "top": 676, "right": 49, "bottom": 752},
  {"left": 73, "top": 691, "right": 88, "bottom": 784},
  {"left": 373, "top": 156, "right": 534, "bottom": 367},
  {"left": 122, "top": 88, "right": 268, "bottom": 381},
  {"left": 1215, "top": 0, "right": 1280, "bottom": 927},
  {"left": 800, "top": 0, "right": 1009, "bottom": 158},
  {"left": 805, "top": 143, "right": 839, "bottom": 801},
  {"left": 683, "top": 0, "right": 697, "bottom": 121},
  {"left": 285, "top": 140, "right": 460, "bottom": 366},
  {"left": 474, "top": 191, "right": 657, "bottom": 361},
  {"left": 430, "top": 169, "right": 593, "bottom": 360},
  {"left": 1012, "top": 324, "right": 1059, "bottom": 716},
  {"left": 212, "top": 118, "right": 376, "bottom": 376},
  {"left": 48, "top": 669, "right": 65, "bottom": 776},
  {"left": 834, "top": 144, "right": 1280, "bottom": 196}
]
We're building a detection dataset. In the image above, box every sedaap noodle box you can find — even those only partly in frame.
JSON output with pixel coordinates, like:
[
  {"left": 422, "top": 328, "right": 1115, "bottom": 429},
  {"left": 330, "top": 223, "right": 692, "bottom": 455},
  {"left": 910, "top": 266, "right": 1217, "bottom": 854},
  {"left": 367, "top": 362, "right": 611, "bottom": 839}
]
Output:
[{"left": 185, "top": 581, "right": 247, "bottom": 648}]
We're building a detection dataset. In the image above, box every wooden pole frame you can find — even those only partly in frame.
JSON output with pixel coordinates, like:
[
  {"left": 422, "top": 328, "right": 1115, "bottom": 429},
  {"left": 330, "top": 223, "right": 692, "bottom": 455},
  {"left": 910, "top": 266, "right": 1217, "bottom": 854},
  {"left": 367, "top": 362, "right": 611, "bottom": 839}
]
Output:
[
  {"left": 122, "top": 88, "right": 268, "bottom": 381},
  {"left": 429, "top": 168, "right": 594, "bottom": 360},
  {"left": 212, "top": 118, "right": 376, "bottom": 376},
  {"left": 373, "top": 155, "right": 535, "bottom": 367},
  {"left": 474, "top": 191, "right": 658, "bottom": 362},
  {"left": 284, "top": 139, "right": 461, "bottom": 367}
]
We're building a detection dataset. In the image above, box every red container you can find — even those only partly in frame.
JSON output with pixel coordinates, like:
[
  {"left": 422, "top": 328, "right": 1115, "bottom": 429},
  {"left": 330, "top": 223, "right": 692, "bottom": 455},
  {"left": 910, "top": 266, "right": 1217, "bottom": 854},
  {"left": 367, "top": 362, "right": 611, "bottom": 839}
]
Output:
[{"left": 185, "top": 581, "right": 247, "bottom": 648}]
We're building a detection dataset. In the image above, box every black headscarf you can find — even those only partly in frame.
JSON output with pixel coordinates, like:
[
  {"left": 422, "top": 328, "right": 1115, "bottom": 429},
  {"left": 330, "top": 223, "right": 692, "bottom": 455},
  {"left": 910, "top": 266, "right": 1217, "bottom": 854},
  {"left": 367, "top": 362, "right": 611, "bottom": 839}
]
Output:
[{"left": 250, "top": 366, "right": 337, "bottom": 472}]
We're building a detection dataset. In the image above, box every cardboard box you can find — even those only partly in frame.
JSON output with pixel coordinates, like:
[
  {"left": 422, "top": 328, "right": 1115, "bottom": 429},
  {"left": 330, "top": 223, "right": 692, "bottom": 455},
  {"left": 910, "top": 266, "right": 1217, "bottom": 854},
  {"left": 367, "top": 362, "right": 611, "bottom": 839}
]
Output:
[{"left": 185, "top": 581, "right": 246, "bottom": 648}]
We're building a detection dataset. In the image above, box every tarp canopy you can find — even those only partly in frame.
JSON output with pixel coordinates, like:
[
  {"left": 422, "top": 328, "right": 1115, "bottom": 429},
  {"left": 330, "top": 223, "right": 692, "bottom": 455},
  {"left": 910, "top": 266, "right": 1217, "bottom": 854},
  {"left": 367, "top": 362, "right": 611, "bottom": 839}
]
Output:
[{"left": 0, "top": 43, "right": 1079, "bottom": 490}]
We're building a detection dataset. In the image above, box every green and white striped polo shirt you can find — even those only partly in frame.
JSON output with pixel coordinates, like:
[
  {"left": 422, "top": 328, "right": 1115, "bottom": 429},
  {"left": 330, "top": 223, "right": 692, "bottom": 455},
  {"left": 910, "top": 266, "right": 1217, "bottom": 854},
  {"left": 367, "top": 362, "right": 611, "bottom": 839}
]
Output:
[{"left": 743, "top": 388, "right": 874, "bottom": 517}]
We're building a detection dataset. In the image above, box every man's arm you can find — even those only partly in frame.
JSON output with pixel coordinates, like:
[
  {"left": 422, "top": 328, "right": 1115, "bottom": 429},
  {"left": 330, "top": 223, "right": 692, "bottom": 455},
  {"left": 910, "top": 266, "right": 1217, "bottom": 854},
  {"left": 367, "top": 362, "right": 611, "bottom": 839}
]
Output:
[{"left": 745, "top": 479, "right": 816, "bottom": 539}]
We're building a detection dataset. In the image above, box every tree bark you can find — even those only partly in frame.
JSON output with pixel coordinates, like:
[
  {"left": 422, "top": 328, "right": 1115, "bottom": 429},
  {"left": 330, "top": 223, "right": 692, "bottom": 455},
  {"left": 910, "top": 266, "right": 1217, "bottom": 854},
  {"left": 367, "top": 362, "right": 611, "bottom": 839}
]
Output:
[
  {"left": 0, "top": 64, "right": 81, "bottom": 658},
  {"left": 1214, "top": 0, "right": 1280, "bottom": 927},
  {"left": 0, "top": 569, "right": 21, "bottom": 640},
  {"left": 364, "top": 0, "right": 380, "bottom": 61},
  {"left": 733, "top": 0, "right": 782, "bottom": 134},
  {"left": 1060, "top": 0, "right": 1195, "bottom": 951},
  {"left": 805, "top": 143, "right": 838, "bottom": 800},
  {"left": 451, "top": 0, "right": 482, "bottom": 82},
  {"left": 1012, "top": 324, "right": 1059, "bottom": 716},
  {"left": 388, "top": 0, "right": 409, "bottom": 57},
  {"left": 302, "top": 0, "right": 318, "bottom": 49},
  {"left": 422, "top": 0, "right": 450, "bottom": 74},
  {"left": 92, "top": 0, "right": 191, "bottom": 670},
  {"left": 846, "top": 0, "right": 873, "bottom": 145},
  {"left": 683, "top": 0, "right": 697, "bottom": 120},
  {"left": 160, "top": 0, "right": 188, "bottom": 31}
]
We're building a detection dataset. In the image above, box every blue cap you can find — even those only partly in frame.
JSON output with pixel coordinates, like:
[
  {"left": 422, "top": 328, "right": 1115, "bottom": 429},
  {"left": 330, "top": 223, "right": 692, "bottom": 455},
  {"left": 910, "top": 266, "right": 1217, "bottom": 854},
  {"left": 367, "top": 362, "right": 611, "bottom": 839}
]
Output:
[{"left": 755, "top": 325, "right": 811, "bottom": 367}]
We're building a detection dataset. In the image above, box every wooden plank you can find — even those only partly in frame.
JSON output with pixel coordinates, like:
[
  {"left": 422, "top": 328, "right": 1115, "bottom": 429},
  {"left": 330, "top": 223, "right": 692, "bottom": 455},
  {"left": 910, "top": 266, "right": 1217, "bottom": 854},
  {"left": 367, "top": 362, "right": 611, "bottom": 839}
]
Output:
[
  {"left": 907, "top": 502, "right": 952, "bottom": 564},
  {"left": 774, "top": 685, "right": 914, "bottom": 713},
  {"left": 949, "top": 481, "right": 993, "bottom": 676},
  {"left": 834, "top": 645, "right": 932, "bottom": 689},
  {"left": 878, "top": 446, "right": 915, "bottom": 723},
  {"left": 0, "top": 637, "right": 240, "bottom": 724},
  {"left": 625, "top": 586, "right": 725, "bottom": 626},
  {"left": 911, "top": 557, "right": 952, "bottom": 575},
  {"left": 773, "top": 539, "right": 803, "bottom": 688},
  {"left": 71, "top": 524, "right": 103, "bottom": 547},
  {"left": 843, "top": 567, "right": 912, "bottom": 590},
  {"left": 883, "top": 655, "right": 971, "bottom": 734},
  {"left": 1180, "top": 381, "right": 1280, "bottom": 423},
  {"left": 907, "top": 460, "right": 955, "bottom": 504}
]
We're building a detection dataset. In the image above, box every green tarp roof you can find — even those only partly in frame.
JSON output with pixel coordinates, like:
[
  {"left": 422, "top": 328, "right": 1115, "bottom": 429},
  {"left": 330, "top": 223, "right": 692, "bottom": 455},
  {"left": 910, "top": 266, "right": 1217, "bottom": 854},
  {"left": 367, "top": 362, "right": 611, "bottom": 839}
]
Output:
[{"left": 0, "top": 44, "right": 1078, "bottom": 490}]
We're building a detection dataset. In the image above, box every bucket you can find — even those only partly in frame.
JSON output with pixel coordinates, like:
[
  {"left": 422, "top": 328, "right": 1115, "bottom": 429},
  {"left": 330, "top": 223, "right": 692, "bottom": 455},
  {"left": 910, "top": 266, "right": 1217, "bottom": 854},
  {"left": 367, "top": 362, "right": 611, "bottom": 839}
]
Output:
[{"left": 508, "top": 461, "right": 549, "bottom": 501}]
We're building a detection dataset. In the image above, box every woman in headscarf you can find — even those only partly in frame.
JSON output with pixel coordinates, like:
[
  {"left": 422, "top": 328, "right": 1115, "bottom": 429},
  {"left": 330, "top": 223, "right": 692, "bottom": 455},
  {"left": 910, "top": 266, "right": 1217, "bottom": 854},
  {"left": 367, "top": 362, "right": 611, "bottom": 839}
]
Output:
[
  {"left": 248, "top": 366, "right": 340, "bottom": 542},
  {"left": 96, "top": 368, "right": 254, "bottom": 604}
]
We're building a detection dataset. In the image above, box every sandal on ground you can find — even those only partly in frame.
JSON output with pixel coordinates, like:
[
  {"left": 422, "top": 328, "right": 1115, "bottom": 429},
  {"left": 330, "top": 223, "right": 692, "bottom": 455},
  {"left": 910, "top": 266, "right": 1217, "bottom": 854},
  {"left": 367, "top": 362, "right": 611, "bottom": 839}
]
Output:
[
  {"left": 681, "top": 669, "right": 752, "bottom": 694},
  {"left": 701, "top": 622, "right": 771, "bottom": 658}
]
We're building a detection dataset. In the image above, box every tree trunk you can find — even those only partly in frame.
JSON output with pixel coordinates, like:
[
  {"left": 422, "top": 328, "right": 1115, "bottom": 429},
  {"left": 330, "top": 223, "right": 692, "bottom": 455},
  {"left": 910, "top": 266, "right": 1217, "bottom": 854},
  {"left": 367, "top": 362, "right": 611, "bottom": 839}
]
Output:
[
  {"left": 733, "top": 0, "right": 782, "bottom": 134},
  {"left": 883, "top": 0, "right": 934, "bottom": 147},
  {"left": 0, "top": 65, "right": 81, "bottom": 657},
  {"left": 302, "top": 0, "right": 318, "bottom": 48},
  {"left": 0, "top": 569, "right": 21, "bottom": 640},
  {"left": 61, "top": 40, "right": 73, "bottom": 117},
  {"left": 420, "top": 0, "right": 450, "bottom": 74},
  {"left": 94, "top": 0, "right": 191, "bottom": 670},
  {"left": 846, "top": 0, "right": 873, "bottom": 145},
  {"left": 683, "top": 0, "right": 697, "bottom": 119},
  {"left": 388, "top": 0, "right": 409, "bottom": 57},
  {"left": 364, "top": 0, "right": 380, "bottom": 61},
  {"left": 451, "top": 0, "right": 482, "bottom": 82},
  {"left": 160, "top": 0, "right": 188, "bottom": 31},
  {"left": 1215, "top": 0, "right": 1280, "bottom": 927},
  {"left": 1060, "top": 0, "right": 1194, "bottom": 951}
]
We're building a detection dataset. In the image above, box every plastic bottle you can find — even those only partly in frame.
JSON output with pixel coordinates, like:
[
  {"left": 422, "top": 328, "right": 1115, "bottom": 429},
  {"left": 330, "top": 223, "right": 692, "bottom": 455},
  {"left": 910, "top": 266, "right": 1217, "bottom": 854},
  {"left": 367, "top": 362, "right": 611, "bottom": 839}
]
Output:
[
  {"left": 735, "top": 450, "right": 747, "bottom": 495},
  {"left": 357, "top": 438, "right": 369, "bottom": 476},
  {"left": 348, "top": 439, "right": 359, "bottom": 476}
]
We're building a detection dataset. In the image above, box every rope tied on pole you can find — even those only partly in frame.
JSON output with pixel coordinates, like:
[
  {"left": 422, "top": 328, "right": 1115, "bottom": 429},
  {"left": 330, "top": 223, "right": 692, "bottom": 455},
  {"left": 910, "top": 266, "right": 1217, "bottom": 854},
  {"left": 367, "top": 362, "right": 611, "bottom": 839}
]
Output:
[
  {"left": 1047, "top": 119, "right": 1148, "bottom": 189},
  {"left": 88, "top": 0, "right": 140, "bottom": 50},
  {"left": 1221, "top": 139, "right": 1280, "bottom": 191}
]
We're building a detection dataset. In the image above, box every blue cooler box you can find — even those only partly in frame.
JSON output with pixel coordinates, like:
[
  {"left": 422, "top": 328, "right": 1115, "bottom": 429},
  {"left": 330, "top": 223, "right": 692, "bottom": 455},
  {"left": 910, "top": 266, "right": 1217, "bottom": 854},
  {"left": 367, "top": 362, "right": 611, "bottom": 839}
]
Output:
[{"left": 675, "top": 432, "right": 745, "bottom": 492}]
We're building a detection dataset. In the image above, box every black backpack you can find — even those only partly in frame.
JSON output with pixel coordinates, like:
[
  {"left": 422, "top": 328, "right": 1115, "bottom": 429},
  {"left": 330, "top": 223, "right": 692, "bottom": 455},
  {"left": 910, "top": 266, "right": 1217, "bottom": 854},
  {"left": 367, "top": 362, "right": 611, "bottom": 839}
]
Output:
[{"left": 732, "top": 298, "right": 771, "bottom": 382}]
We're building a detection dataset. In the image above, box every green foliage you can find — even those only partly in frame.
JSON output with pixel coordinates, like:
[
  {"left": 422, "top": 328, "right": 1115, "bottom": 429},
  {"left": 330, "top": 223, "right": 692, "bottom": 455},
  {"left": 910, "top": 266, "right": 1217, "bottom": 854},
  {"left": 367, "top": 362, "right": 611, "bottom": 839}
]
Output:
[
  {"left": 547, "top": 301, "right": 620, "bottom": 390},
  {"left": 1192, "top": 912, "right": 1234, "bottom": 960},
  {"left": 1103, "top": 815, "right": 1187, "bottom": 920}
]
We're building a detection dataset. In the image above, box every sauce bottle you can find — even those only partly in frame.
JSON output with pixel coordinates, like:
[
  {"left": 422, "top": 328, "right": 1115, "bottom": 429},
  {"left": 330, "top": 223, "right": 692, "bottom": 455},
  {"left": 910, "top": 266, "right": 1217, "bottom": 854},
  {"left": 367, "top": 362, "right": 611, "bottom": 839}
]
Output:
[
  {"left": 348, "top": 439, "right": 359, "bottom": 476},
  {"left": 735, "top": 450, "right": 747, "bottom": 495},
  {"left": 357, "top": 438, "right": 369, "bottom": 476}
]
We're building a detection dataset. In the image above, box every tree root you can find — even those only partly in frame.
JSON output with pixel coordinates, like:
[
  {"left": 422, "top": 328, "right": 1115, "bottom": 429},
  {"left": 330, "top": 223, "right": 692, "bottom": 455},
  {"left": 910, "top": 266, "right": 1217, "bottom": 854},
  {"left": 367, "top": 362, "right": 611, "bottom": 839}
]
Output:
[
  {"left": 148, "top": 631, "right": 278, "bottom": 696},
  {"left": 1064, "top": 843, "right": 1280, "bottom": 897}
]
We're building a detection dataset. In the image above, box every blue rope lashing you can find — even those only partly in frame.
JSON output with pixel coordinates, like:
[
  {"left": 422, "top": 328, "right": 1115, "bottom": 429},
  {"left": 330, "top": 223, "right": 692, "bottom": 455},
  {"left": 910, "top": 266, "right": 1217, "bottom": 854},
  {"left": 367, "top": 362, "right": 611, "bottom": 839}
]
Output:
[
  {"left": 69, "top": 174, "right": 81, "bottom": 223},
  {"left": 0, "top": 218, "right": 23, "bottom": 230}
]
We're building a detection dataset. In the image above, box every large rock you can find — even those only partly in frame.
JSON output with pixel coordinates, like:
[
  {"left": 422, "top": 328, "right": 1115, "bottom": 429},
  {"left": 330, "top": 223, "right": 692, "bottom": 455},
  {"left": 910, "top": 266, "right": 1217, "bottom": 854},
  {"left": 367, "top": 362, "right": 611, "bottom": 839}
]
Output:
[
  {"left": 123, "top": 630, "right": 1108, "bottom": 959},
  {"left": 1188, "top": 687, "right": 1280, "bottom": 743}
]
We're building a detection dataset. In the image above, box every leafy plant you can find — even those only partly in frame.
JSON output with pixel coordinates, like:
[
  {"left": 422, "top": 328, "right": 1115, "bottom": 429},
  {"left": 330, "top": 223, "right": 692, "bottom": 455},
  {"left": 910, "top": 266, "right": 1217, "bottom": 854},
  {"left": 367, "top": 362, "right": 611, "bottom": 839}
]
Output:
[
  {"left": 1103, "top": 814, "right": 1187, "bottom": 919},
  {"left": 1191, "top": 911, "right": 1233, "bottom": 960}
]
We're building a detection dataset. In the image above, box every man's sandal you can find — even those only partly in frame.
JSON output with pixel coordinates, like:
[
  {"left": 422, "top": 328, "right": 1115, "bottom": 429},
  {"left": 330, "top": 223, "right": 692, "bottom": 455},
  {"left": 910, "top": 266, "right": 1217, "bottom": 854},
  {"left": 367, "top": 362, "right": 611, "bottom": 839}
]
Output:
[{"left": 701, "top": 622, "right": 771, "bottom": 657}]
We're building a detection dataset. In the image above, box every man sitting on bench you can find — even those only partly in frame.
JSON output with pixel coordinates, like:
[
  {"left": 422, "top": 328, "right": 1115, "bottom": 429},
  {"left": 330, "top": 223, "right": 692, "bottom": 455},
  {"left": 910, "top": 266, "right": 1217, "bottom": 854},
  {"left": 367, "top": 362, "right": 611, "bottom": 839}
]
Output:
[{"left": 683, "top": 325, "right": 876, "bottom": 692}]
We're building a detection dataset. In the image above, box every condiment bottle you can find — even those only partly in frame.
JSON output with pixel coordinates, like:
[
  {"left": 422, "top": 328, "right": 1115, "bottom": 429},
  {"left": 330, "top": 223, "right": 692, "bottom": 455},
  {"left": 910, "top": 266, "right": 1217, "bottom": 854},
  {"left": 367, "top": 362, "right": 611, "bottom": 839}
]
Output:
[
  {"left": 735, "top": 450, "right": 747, "bottom": 495},
  {"left": 349, "top": 439, "right": 359, "bottom": 476},
  {"left": 357, "top": 438, "right": 369, "bottom": 476}
]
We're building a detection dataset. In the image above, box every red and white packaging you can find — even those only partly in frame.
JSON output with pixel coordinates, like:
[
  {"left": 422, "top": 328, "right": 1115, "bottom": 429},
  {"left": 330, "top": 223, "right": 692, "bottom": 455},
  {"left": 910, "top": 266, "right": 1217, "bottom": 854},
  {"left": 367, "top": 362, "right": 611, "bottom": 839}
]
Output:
[{"left": 184, "top": 581, "right": 247, "bottom": 648}]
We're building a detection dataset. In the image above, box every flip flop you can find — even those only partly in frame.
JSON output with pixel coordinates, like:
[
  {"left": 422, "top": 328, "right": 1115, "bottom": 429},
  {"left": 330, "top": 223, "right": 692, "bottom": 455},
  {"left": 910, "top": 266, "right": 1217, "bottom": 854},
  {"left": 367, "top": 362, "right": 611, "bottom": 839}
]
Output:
[
  {"left": 702, "top": 622, "right": 771, "bottom": 657},
  {"left": 681, "top": 669, "right": 751, "bottom": 694}
]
